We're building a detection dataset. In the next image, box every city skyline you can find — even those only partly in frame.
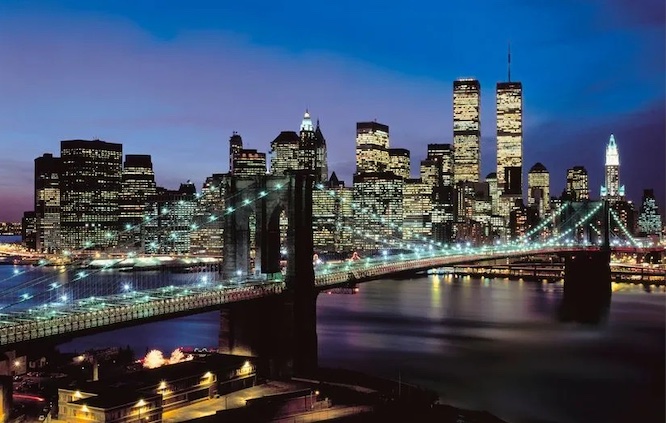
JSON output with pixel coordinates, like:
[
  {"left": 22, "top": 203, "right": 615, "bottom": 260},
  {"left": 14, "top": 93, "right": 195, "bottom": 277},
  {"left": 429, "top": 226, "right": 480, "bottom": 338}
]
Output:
[{"left": 0, "top": 0, "right": 664, "bottom": 221}]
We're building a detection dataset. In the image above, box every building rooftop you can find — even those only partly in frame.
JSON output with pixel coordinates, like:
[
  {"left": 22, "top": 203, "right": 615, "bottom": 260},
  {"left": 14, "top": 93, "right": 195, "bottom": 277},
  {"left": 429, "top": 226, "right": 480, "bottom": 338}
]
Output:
[
  {"left": 71, "top": 390, "right": 158, "bottom": 410},
  {"left": 529, "top": 162, "right": 547, "bottom": 172}
]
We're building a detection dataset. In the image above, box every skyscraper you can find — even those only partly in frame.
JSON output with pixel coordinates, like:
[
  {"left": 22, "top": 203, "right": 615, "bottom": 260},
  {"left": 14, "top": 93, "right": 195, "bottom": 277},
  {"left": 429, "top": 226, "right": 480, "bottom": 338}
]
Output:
[
  {"left": 298, "top": 110, "right": 317, "bottom": 177},
  {"left": 352, "top": 172, "right": 403, "bottom": 251},
  {"left": 388, "top": 148, "right": 410, "bottom": 179},
  {"left": 356, "top": 121, "right": 390, "bottom": 174},
  {"left": 190, "top": 173, "right": 227, "bottom": 255},
  {"left": 60, "top": 140, "right": 123, "bottom": 250},
  {"left": 314, "top": 119, "right": 328, "bottom": 183},
  {"left": 637, "top": 189, "right": 662, "bottom": 236},
  {"left": 233, "top": 150, "right": 266, "bottom": 177},
  {"left": 34, "top": 153, "right": 61, "bottom": 252},
  {"left": 527, "top": 162, "right": 550, "bottom": 218},
  {"left": 270, "top": 131, "right": 300, "bottom": 176},
  {"left": 565, "top": 166, "right": 589, "bottom": 201},
  {"left": 403, "top": 178, "right": 432, "bottom": 241},
  {"left": 600, "top": 134, "right": 625, "bottom": 202},
  {"left": 422, "top": 144, "right": 455, "bottom": 243},
  {"left": 228, "top": 132, "right": 243, "bottom": 174},
  {"left": 145, "top": 182, "right": 197, "bottom": 254},
  {"left": 119, "top": 154, "right": 156, "bottom": 249},
  {"left": 453, "top": 79, "right": 481, "bottom": 184},
  {"left": 496, "top": 79, "right": 523, "bottom": 220}
]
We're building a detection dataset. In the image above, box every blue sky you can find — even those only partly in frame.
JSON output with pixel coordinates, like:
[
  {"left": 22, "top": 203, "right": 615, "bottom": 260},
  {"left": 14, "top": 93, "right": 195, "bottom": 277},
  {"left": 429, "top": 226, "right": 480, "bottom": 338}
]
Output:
[{"left": 0, "top": 0, "right": 664, "bottom": 220}]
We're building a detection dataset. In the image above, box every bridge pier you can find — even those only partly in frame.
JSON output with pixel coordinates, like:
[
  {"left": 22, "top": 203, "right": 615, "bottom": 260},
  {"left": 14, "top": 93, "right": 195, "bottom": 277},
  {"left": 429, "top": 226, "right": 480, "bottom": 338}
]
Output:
[{"left": 560, "top": 250, "right": 611, "bottom": 324}]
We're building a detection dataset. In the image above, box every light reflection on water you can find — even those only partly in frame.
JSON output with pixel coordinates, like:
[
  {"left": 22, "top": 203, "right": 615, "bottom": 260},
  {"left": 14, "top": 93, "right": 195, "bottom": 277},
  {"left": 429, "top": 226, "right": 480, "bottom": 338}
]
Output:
[{"left": 3, "top": 264, "right": 662, "bottom": 423}]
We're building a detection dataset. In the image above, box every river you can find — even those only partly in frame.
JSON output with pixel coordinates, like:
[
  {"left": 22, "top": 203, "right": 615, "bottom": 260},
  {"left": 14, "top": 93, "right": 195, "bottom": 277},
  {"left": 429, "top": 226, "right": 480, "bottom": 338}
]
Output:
[{"left": 1, "top": 266, "right": 664, "bottom": 423}]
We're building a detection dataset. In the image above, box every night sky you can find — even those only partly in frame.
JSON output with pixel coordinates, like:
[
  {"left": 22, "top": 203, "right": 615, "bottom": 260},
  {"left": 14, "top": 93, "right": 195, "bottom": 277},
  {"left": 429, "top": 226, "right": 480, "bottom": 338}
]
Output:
[{"left": 0, "top": 0, "right": 664, "bottom": 221}]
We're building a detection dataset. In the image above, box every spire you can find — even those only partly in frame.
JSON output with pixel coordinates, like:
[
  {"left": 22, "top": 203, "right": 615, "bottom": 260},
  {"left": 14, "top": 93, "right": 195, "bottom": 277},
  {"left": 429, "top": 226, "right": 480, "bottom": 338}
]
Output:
[
  {"left": 605, "top": 133, "right": 619, "bottom": 166},
  {"left": 507, "top": 41, "right": 511, "bottom": 82},
  {"left": 300, "top": 109, "right": 314, "bottom": 132}
]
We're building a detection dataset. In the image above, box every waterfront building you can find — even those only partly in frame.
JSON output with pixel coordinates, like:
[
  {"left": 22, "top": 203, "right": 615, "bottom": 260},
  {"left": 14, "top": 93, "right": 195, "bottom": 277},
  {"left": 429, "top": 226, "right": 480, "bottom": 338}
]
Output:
[
  {"left": 34, "top": 153, "right": 62, "bottom": 252},
  {"left": 600, "top": 134, "right": 625, "bottom": 202},
  {"left": 60, "top": 140, "right": 123, "bottom": 250},
  {"left": 190, "top": 174, "right": 227, "bottom": 255},
  {"left": 352, "top": 172, "right": 403, "bottom": 251},
  {"left": 527, "top": 162, "right": 550, "bottom": 218},
  {"left": 21, "top": 211, "right": 36, "bottom": 250},
  {"left": 637, "top": 189, "right": 663, "bottom": 236},
  {"left": 403, "top": 178, "right": 432, "bottom": 241},
  {"left": 453, "top": 79, "right": 481, "bottom": 184},
  {"left": 313, "top": 173, "right": 354, "bottom": 253},
  {"left": 145, "top": 183, "right": 197, "bottom": 254},
  {"left": 118, "top": 155, "right": 156, "bottom": 251},
  {"left": 356, "top": 121, "right": 390, "bottom": 174}
]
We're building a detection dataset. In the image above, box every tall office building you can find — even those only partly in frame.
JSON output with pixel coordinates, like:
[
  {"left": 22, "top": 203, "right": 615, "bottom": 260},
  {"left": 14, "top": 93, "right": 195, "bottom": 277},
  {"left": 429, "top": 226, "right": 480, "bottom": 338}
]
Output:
[
  {"left": 388, "top": 148, "right": 410, "bottom": 179},
  {"left": 637, "top": 189, "right": 662, "bottom": 236},
  {"left": 228, "top": 132, "right": 243, "bottom": 174},
  {"left": 496, "top": 81, "right": 523, "bottom": 193},
  {"left": 486, "top": 172, "right": 499, "bottom": 215},
  {"left": 298, "top": 110, "right": 317, "bottom": 176},
  {"left": 312, "top": 172, "right": 354, "bottom": 253},
  {"left": 600, "top": 134, "right": 625, "bottom": 202},
  {"left": 270, "top": 131, "right": 300, "bottom": 176},
  {"left": 314, "top": 119, "right": 328, "bottom": 183},
  {"left": 119, "top": 155, "right": 157, "bottom": 249},
  {"left": 453, "top": 79, "right": 481, "bottom": 183},
  {"left": 403, "top": 178, "right": 432, "bottom": 241},
  {"left": 352, "top": 172, "right": 403, "bottom": 251},
  {"left": 233, "top": 150, "right": 266, "bottom": 177},
  {"left": 145, "top": 182, "right": 197, "bottom": 254},
  {"left": 527, "top": 162, "right": 550, "bottom": 218},
  {"left": 422, "top": 144, "right": 454, "bottom": 243},
  {"left": 190, "top": 174, "right": 227, "bottom": 254},
  {"left": 60, "top": 140, "right": 123, "bottom": 250},
  {"left": 34, "top": 153, "right": 61, "bottom": 252},
  {"left": 356, "top": 121, "right": 390, "bottom": 174},
  {"left": 565, "top": 166, "right": 590, "bottom": 201}
]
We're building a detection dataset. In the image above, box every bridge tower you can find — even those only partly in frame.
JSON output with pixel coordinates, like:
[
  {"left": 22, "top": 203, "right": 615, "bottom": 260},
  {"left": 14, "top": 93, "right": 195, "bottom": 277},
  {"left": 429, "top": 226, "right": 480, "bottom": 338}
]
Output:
[
  {"left": 220, "top": 171, "right": 317, "bottom": 377},
  {"left": 561, "top": 200, "right": 612, "bottom": 323}
]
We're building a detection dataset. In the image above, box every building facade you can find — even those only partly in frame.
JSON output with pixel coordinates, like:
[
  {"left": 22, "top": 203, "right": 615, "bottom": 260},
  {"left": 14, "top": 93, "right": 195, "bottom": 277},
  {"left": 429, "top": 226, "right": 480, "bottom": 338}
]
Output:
[
  {"left": 352, "top": 172, "right": 403, "bottom": 251},
  {"left": 60, "top": 140, "right": 123, "bottom": 251},
  {"left": 356, "top": 122, "right": 390, "bottom": 174},
  {"left": 403, "top": 179, "right": 432, "bottom": 241},
  {"left": 388, "top": 148, "right": 410, "bottom": 179},
  {"left": 453, "top": 79, "right": 481, "bottom": 184},
  {"left": 34, "top": 153, "right": 62, "bottom": 252},
  {"left": 637, "top": 189, "right": 662, "bottom": 236},
  {"left": 270, "top": 131, "right": 300, "bottom": 177},
  {"left": 565, "top": 166, "right": 590, "bottom": 201},
  {"left": 527, "top": 162, "right": 550, "bottom": 218},
  {"left": 119, "top": 155, "right": 156, "bottom": 251},
  {"left": 600, "top": 134, "right": 625, "bottom": 202}
]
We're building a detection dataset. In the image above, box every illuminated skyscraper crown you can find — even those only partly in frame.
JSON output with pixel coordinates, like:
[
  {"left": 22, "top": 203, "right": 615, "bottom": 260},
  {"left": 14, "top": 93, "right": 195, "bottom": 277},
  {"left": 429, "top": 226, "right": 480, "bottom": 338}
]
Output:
[
  {"left": 605, "top": 134, "right": 619, "bottom": 166},
  {"left": 300, "top": 109, "right": 314, "bottom": 132}
]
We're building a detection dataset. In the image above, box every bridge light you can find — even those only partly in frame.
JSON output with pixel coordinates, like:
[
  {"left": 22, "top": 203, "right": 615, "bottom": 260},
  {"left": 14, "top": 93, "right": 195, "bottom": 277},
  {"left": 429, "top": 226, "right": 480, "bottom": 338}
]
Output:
[
  {"left": 125, "top": 224, "right": 132, "bottom": 230},
  {"left": 13, "top": 268, "right": 20, "bottom": 275},
  {"left": 243, "top": 199, "right": 251, "bottom": 206},
  {"left": 61, "top": 294, "right": 68, "bottom": 302},
  {"left": 123, "top": 283, "right": 131, "bottom": 292}
]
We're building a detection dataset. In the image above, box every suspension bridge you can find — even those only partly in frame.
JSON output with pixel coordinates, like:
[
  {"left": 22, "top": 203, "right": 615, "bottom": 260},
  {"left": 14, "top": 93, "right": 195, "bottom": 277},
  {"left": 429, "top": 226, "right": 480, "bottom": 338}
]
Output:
[{"left": 0, "top": 173, "right": 662, "bottom": 356}]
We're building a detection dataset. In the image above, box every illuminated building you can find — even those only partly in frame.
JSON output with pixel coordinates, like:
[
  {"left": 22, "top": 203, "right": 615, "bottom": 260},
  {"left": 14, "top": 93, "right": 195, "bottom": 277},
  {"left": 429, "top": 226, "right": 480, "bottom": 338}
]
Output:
[
  {"left": 496, "top": 81, "right": 523, "bottom": 196},
  {"left": 270, "top": 131, "right": 300, "bottom": 176},
  {"left": 388, "top": 148, "right": 410, "bottom": 179},
  {"left": 356, "top": 121, "right": 389, "bottom": 174},
  {"left": 565, "top": 166, "right": 589, "bottom": 201},
  {"left": 403, "top": 179, "right": 432, "bottom": 241},
  {"left": 313, "top": 173, "right": 353, "bottom": 253},
  {"left": 298, "top": 110, "right": 317, "bottom": 177},
  {"left": 314, "top": 119, "right": 329, "bottom": 183},
  {"left": 34, "top": 153, "right": 61, "bottom": 252},
  {"left": 119, "top": 155, "right": 156, "bottom": 250},
  {"left": 509, "top": 200, "right": 536, "bottom": 240},
  {"left": 233, "top": 149, "right": 266, "bottom": 177},
  {"left": 352, "top": 172, "right": 403, "bottom": 251},
  {"left": 610, "top": 200, "right": 635, "bottom": 239},
  {"left": 637, "top": 189, "right": 662, "bottom": 236},
  {"left": 600, "top": 134, "right": 625, "bottom": 202},
  {"left": 145, "top": 182, "right": 197, "bottom": 254},
  {"left": 21, "top": 211, "right": 36, "bottom": 250},
  {"left": 527, "top": 162, "right": 550, "bottom": 218},
  {"left": 422, "top": 144, "right": 454, "bottom": 243},
  {"left": 453, "top": 79, "right": 481, "bottom": 183},
  {"left": 190, "top": 174, "right": 227, "bottom": 255},
  {"left": 60, "top": 140, "right": 123, "bottom": 250},
  {"left": 486, "top": 172, "right": 499, "bottom": 215},
  {"left": 228, "top": 132, "right": 243, "bottom": 173}
]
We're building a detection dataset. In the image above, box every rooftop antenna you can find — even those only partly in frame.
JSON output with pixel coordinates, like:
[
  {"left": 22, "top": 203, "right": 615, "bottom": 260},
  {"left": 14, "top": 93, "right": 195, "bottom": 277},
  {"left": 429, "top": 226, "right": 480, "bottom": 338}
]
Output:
[{"left": 507, "top": 41, "right": 511, "bottom": 82}]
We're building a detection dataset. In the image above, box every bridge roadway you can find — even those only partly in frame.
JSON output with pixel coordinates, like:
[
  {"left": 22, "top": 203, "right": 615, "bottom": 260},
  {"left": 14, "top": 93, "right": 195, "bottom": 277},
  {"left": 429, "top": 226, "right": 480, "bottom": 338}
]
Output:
[{"left": 0, "top": 245, "right": 662, "bottom": 348}]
